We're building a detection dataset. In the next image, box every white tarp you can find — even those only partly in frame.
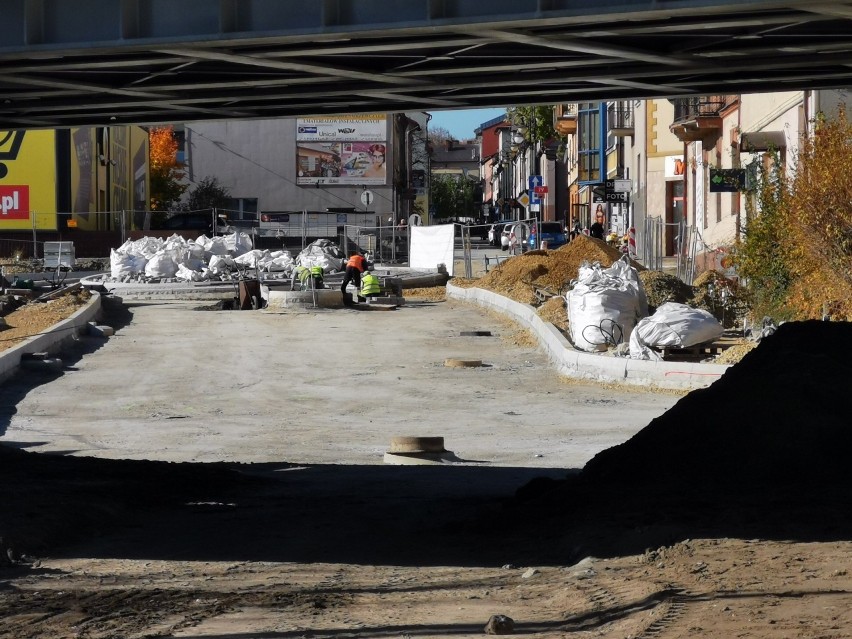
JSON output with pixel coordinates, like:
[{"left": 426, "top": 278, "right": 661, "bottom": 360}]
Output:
[{"left": 409, "top": 224, "right": 455, "bottom": 275}]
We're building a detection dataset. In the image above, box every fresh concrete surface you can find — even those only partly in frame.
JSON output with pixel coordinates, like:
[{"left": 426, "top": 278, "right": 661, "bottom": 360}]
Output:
[{"left": 0, "top": 297, "right": 681, "bottom": 472}]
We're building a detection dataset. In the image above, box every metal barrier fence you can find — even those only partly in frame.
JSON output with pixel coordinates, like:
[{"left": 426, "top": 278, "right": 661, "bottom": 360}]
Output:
[
  {"left": 340, "top": 223, "right": 408, "bottom": 264},
  {"left": 639, "top": 215, "right": 696, "bottom": 282}
]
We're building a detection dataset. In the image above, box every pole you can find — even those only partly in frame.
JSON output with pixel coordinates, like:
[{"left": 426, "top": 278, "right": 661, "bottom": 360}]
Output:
[{"left": 31, "top": 209, "right": 38, "bottom": 259}]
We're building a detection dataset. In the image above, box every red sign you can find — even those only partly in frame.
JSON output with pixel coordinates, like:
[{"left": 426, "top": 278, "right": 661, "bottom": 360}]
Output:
[
  {"left": 533, "top": 185, "right": 548, "bottom": 195},
  {"left": 0, "top": 185, "right": 30, "bottom": 220}
]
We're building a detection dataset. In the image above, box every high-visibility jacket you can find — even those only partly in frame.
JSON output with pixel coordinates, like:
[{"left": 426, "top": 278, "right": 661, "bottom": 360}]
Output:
[
  {"left": 346, "top": 254, "right": 366, "bottom": 271},
  {"left": 310, "top": 265, "right": 324, "bottom": 278},
  {"left": 360, "top": 272, "right": 381, "bottom": 297},
  {"left": 295, "top": 266, "right": 311, "bottom": 284}
]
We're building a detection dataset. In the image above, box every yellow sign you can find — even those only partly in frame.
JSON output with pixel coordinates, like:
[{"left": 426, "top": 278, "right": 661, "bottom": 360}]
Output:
[
  {"left": 517, "top": 192, "right": 531, "bottom": 208},
  {"left": 0, "top": 129, "right": 57, "bottom": 230}
]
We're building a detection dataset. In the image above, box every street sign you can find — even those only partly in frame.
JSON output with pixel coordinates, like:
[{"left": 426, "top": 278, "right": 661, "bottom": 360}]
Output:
[
  {"left": 533, "top": 185, "right": 548, "bottom": 195},
  {"left": 517, "top": 192, "right": 531, "bottom": 208},
  {"left": 605, "top": 191, "right": 628, "bottom": 203},
  {"left": 605, "top": 179, "right": 631, "bottom": 192},
  {"left": 709, "top": 168, "right": 746, "bottom": 192},
  {"left": 529, "top": 175, "right": 543, "bottom": 204},
  {"left": 360, "top": 190, "right": 374, "bottom": 207}
]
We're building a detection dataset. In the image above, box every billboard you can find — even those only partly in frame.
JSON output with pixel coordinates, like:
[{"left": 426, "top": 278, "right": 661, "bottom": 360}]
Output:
[
  {"left": 296, "top": 115, "right": 387, "bottom": 186},
  {"left": 0, "top": 129, "right": 57, "bottom": 230},
  {"left": 70, "top": 127, "right": 97, "bottom": 225}
]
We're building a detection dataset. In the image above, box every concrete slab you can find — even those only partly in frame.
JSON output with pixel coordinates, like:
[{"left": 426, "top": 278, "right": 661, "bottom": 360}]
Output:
[{"left": 0, "top": 298, "right": 681, "bottom": 471}]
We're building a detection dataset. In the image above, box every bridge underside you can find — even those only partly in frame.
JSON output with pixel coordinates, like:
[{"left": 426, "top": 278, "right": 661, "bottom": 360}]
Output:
[{"left": 2, "top": 0, "right": 852, "bottom": 129}]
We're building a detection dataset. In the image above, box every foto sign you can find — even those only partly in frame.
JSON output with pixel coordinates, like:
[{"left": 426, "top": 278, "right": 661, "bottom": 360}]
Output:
[{"left": 605, "top": 191, "right": 628, "bottom": 203}]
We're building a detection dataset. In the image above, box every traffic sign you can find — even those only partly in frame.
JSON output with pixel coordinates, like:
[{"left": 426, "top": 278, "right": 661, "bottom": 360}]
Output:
[
  {"left": 529, "top": 175, "right": 543, "bottom": 204},
  {"left": 533, "top": 185, "right": 548, "bottom": 195},
  {"left": 360, "top": 190, "right": 374, "bottom": 207},
  {"left": 517, "top": 192, "right": 531, "bottom": 208}
]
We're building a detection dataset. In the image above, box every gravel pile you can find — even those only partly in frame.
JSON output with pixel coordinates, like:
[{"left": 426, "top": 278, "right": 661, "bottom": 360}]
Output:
[
  {"left": 466, "top": 236, "right": 640, "bottom": 305},
  {"left": 0, "top": 289, "right": 92, "bottom": 353}
]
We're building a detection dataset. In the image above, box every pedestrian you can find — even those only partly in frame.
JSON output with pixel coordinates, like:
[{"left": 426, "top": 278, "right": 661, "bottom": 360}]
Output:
[
  {"left": 341, "top": 253, "right": 366, "bottom": 305},
  {"left": 358, "top": 270, "right": 382, "bottom": 301},
  {"left": 570, "top": 217, "right": 582, "bottom": 241},
  {"left": 590, "top": 205, "right": 606, "bottom": 240}
]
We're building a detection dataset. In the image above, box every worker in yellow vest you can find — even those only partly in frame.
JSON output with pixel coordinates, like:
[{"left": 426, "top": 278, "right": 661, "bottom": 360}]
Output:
[{"left": 358, "top": 270, "right": 381, "bottom": 301}]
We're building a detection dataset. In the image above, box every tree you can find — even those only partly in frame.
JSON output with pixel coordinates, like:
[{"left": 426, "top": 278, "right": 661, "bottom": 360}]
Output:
[
  {"left": 148, "top": 126, "right": 186, "bottom": 211},
  {"left": 428, "top": 125, "right": 453, "bottom": 149},
  {"left": 506, "top": 105, "right": 557, "bottom": 144},
  {"left": 431, "top": 173, "right": 478, "bottom": 220},
  {"left": 185, "top": 176, "right": 231, "bottom": 211},
  {"left": 734, "top": 108, "right": 852, "bottom": 320}
]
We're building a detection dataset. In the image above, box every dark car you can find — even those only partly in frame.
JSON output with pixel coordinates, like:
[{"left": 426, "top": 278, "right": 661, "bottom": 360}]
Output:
[{"left": 528, "top": 222, "right": 568, "bottom": 249}]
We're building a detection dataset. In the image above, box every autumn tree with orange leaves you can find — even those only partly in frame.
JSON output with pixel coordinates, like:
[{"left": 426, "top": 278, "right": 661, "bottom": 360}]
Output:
[
  {"left": 149, "top": 126, "right": 186, "bottom": 211},
  {"left": 735, "top": 107, "right": 852, "bottom": 320}
]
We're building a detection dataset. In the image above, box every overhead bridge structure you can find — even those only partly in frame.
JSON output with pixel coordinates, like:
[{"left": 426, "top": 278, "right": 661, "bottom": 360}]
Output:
[{"left": 2, "top": 0, "right": 852, "bottom": 129}]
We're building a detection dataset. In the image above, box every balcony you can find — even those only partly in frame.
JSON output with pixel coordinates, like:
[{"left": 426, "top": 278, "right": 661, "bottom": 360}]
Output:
[
  {"left": 554, "top": 103, "right": 577, "bottom": 136},
  {"left": 607, "top": 103, "right": 634, "bottom": 137},
  {"left": 669, "top": 95, "right": 738, "bottom": 143}
]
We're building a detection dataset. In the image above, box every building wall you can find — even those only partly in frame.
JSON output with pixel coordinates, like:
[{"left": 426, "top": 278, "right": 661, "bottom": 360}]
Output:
[{"left": 184, "top": 117, "right": 396, "bottom": 218}]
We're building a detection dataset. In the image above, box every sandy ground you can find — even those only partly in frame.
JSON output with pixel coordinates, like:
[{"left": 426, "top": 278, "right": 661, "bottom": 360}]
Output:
[{"left": 0, "top": 295, "right": 850, "bottom": 639}]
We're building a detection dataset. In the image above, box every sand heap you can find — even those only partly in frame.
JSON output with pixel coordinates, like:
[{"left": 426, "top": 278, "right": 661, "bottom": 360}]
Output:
[
  {"left": 469, "top": 236, "right": 638, "bottom": 305},
  {"left": 581, "top": 320, "right": 852, "bottom": 487}
]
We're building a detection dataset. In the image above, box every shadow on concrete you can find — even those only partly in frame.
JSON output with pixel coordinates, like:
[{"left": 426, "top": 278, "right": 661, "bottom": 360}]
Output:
[
  {"left": 0, "top": 296, "right": 133, "bottom": 439},
  {"left": 2, "top": 320, "right": 850, "bottom": 570}
]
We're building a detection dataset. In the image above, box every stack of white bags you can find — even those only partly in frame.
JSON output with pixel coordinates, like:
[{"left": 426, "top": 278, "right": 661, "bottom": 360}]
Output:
[{"left": 109, "top": 232, "right": 295, "bottom": 282}]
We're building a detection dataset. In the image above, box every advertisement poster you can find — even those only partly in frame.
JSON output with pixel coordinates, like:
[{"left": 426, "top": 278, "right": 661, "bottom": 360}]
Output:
[
  {"left": 0, "top": 129, "right": 57, "bottom": 230},
  {"left": 296, "top": 115, "right": 387, "bottom": 185},
  {"left": 71, "top": 127, "right": 96, "bottom": 224}
]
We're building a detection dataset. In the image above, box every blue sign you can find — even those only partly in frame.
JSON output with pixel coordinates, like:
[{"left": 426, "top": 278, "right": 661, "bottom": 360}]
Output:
[{"left": 528, "top": 175, "right": 543, "bottom": 204}]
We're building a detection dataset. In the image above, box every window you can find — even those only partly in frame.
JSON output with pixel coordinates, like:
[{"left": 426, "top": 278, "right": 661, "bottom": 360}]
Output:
[{"left": 578, "top": 103, "right": 602, "bottom": 184}]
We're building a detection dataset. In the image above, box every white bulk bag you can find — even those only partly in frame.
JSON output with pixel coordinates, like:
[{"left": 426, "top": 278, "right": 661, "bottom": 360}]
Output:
[
  {"left": 110, "top": 249, "right": 145, "bottom": 279},
  {"left": 566, "top": 255, "right": 646, "bottom": 352},
  {"left": 144, "top": 250, "right": 179, "bottom": 278},
  {"left": 629, "top": 302, "right": 724, "bottom": 360}
]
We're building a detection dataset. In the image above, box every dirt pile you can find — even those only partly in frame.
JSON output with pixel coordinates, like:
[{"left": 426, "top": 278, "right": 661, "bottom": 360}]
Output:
[
  {"left": 465, "top": 236, "right": 638, "bottom": 305},
  {"left": 638, "top": 270, "right": 694, "bottom": 309},
  {"left": 581, "top": 320, "right": 852, "bottom": 487}
]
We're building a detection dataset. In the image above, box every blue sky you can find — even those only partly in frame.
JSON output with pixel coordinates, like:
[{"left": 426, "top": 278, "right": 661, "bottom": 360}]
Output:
[{"left": 427, "top": 108, "right": 506, "bottom": 140}]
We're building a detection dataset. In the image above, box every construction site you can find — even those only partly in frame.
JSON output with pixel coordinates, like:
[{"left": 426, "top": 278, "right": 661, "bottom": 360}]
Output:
[{"left": 0, "top": 227, "right": 850, "bottom": 639}]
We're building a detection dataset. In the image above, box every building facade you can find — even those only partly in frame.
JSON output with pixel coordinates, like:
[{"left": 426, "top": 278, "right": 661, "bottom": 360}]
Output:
[{"left": 182, "top": 113, "right": 429, "bottom": 227}]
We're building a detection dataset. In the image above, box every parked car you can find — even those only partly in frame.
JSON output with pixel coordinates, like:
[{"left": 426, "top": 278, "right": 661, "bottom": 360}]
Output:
[
  {"left": 528, "top": 221, "right": 568, "bottom": 249},
  {"left": 488, "top": 221, "right": 514, "bottom": 246}
]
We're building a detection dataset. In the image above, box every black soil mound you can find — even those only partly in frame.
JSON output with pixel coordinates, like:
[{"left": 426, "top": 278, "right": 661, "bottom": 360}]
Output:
[{"left": 582, "top": 321, "right": 852, "bottom": 487}]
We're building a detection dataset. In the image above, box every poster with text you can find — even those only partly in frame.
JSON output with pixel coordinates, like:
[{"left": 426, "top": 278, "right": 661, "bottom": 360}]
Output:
[{"left": 296, "top": 115, "right": 387, "bottom": 186}]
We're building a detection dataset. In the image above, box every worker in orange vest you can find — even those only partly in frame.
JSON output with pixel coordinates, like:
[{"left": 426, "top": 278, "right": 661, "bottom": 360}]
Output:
[{"left": 341, "top": 253, "right": 367, "bottom": 306}]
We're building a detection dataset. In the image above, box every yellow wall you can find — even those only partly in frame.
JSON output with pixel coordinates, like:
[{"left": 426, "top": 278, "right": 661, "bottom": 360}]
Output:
[{"left": 0, "top": 130, "right": 57, "bottom": 230}]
